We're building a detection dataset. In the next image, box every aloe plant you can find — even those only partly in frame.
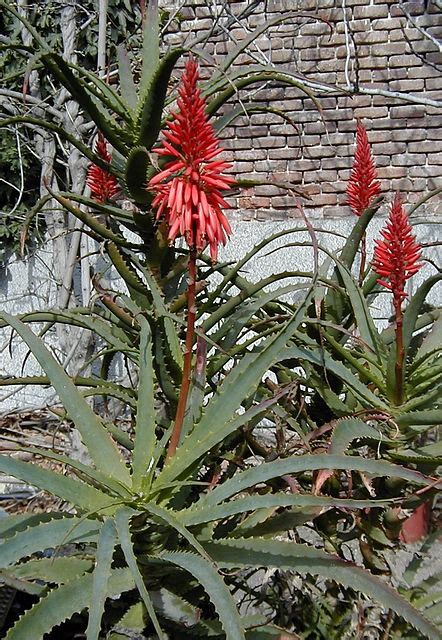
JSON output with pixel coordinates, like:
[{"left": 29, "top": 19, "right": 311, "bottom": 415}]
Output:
[{"left": 0, "top": 3, "right": 441, "bottom": 638}]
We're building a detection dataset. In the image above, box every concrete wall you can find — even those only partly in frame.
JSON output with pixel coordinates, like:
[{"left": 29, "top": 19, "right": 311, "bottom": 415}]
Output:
[{"left": 1, "top": 218, "right": 440, "bottom": 410}]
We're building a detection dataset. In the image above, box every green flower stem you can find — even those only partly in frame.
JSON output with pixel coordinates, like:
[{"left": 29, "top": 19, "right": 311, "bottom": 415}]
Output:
[{"left": 167, "top": 249, "right": 197, "bottom": 459}]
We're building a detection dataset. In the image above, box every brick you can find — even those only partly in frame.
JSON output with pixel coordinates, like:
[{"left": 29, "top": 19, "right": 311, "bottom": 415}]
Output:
[
  {"left": 412, "top": 40, "right": 441, "bottom": 54},
  {"left": 359, "top": 56, "right": 389, "bottom": 69},
  {"left": 354, "top": 106, "right": 389, "bottom": 119},
  {"left": 353, "top": 4, "right": 389, "bottom": 19},
  {"left": 357, "top": 30, "right": 389, "bottom": 44},
  {"left": 305, "top": 146, "right": 336, "bottom": 158},
  {"left": 389, "top": 27, "right": 421, "bottom": 42},
  {"left": 312, "top": 193, "right": 339, "bottom": 206},
  {"left": 254, "top": 136, "right": 287, "bottom": 149},
  {"left": 408, "top": 66, "right": 440, "bottom": 78},
  {"left": 368, "top": 130, "right": 392, "bottom": 143},
  {"left": 268, "top": 147, "right": 299, "bottom": 160},
  {"left": 271, "top": 195, "right": 293, "bottom": 208},
  {"left": 370, "top": 117, "right": 407, "bottom": 129},
  {"left": 272, "top": 48, "right": 294, "bottom": 63},
  {"left": 303, "top": 184, "right": 321, "bottom": 196},
  {"left": 426, "top": 78, "right": 442, "bottom": 91},
  {"left": 389, "top": 54, "right": 422, "bottom": 67},
  {"left": 235, "top": 149, "right": 267, "bottom": 161},
  {"left": 301, "top": 47, "right": 335, "bottom": 61},
  {"left": 373, "top": 18, "right": 406, "bottom": 31},
  {"left": 392, "top": 154, "right": 426, "bottom": 166},
  {"left": 371, "top": 42, "right": 409, "bottom": 56},
  {"left": 288, "top": 159, "right": 321, "bottom": 171},
  {"left": 293, "top": 35, "right": 319, "bottom": 50},
  {"left": 304, "top": 121, "right": 336, "bottom": 134},
  {"left": 408, "top": 141, "right": 441, "bottom": 153},
  {"left": 318, "top": 32, "right": 346, "bottom": 47},
  {"left": 324, "top": 108, "right": 354, "bottom": 121},
  {"left": 372, "top": 141, "right": 406, "bottom": 154},
  {"left": 390, "top": 2, "right": 425, "bottom": 18},
  {"left": 222, "top": 138, "right": 252, "bottom": 150},
  {"left": 236, "top": 125, "right": 269, "bottom": 138},
  {"left": 390, "top": 105, "right": 427, "bottom": 119},
  {"left": 323, "top": 180, "right": 347, "bottom": 193},
  {"left": 255, "top": 160, "right": 287, "bottom": 172},
  {"left": 390, "top": 129, "right": 427, "bottom": 142},
  {"left": 323, "top": 205, "right": 349, "bottom": 217},
  {"left": 377, "top": 166, "right": 407, "bottom": 179},
  {"left": 428, "top": 153, "right": 442, "bottom": 164},
  {"left": 325, "top": 132, "right": 355, "bottom": 145},
  {"left": 389, "top": 79, "right": 425, "bottom": 91},
  {"left": 299, "top": 22, "right": 331, "bottom": 36},
  {"left": 232, "top": 162, "right": 255, "bottom": 173},
  {"left": 336, "top": 44, "right": 371, "bottom": 59},
  {"left": 321, "top": 157, "right": 352, "bottom": 169},
  {"left": 254, "top": 185, "right": 283, "bottom": 196}
]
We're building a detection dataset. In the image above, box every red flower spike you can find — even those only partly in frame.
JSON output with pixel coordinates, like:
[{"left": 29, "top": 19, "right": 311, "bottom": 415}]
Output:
[
  {"left": 372, "top": 193, "right": 423, "bottom": 303},
  {"left": 86, "top": 134, "right": 119, "bottom": 203},
  {"left": 347, "top": 121, "right": 381, "bottom": 217},
  {"left": 147, "top": 58, "right": 235, "bottom": 262}
]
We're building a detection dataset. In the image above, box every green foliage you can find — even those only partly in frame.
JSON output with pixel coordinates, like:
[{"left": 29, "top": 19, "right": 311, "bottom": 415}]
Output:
[{"left": 0, "top": 2, "right": 440, "bottom": 639}]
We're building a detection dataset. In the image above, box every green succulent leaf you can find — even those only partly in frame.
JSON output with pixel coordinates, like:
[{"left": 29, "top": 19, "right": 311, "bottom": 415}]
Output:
[
  {"left": 124, "top": 146, "right": 155, "bottom": 205},
  {"left": 0, "top": 312, "right": 130, "bottom": 485},
  {"left": 180, "top": 494, "right": 392, "bottom": 527},
  {"left": 135, "top": 49, "right": 185, "bottom": 148},
  {"left": 117, "top": 44, "right": 137, "bottom": 110},
  {"left": 160, "top": 551, "right": 246, "bottom": 640},
  {"left": 86, "top": 519, "right": 118, "bottom": 640},
  {"left": 140, "top": 0, "right": 160, "bottom": 96},
  {"left": 0, "top": 455, "right": 113, "bottom": 513},
  {"left": 132, "top": 318, "right": 157, "bottom": 492},
  {"left": 5, "top": 568, "right": 134, "bottom": 640},
  {"left": 0, "top": 516, "right": 100, "bottom": 568},
  {"left": 195, "top": 454, "right": 437, "bottom": 509},
  {"left": 203, "top": 538, "right": 441, "bottom": 640},
  {"left": 11, "top": 557, "right": 93, "bottom": 584},
  {"left": 115, "top": 507, "right": 165, "bottom": 639}
]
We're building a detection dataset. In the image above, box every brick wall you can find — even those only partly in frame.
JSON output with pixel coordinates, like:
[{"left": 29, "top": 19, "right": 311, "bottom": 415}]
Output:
[{"left": 162, "top": 0, "right": 442, "bottom": 219}]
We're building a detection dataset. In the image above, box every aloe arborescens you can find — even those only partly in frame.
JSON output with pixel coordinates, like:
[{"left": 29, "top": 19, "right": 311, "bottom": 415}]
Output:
[
  {"left": 148, "top": 58, "right": 235, "bottom": 458},
  {"left": 372, "top": 193, "right": 423, "bottom": 404},
  {"left": 86, "top": 133, "right": 119, "bottom": 203}
]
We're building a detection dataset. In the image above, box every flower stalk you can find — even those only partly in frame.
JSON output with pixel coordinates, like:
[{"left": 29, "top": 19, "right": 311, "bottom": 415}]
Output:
[
  {"left": 166, "top": 249, "right": 197, "bottom": 459},
  {"left": 372, "top": 193, "right": 423, "bottom": 405},
  {"left": 86, "top": 133, "right": 119, "bottom": 203},
  {"left": 149, "top": 58, "right": 234, "bottom": 458},
  {"left": 347, "top": 121, "right": 381, "bottom": 283}
]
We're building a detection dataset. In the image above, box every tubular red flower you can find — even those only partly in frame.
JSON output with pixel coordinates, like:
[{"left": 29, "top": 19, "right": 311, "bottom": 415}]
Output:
[
  {"left": 372, "top": 193, "right": 423, "bottom": 303},
  {"left": 86, "top": 134, "right": 119, "bottom": 203},
  {"left": 347, "top": 121, "right": 381, "bottom": 216},
  {"left": 147, "top": 58, "right": 235, "bottom": 261}
]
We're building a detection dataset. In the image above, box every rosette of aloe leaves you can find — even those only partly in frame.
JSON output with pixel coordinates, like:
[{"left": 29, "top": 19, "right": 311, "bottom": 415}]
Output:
[{"left": 0, "top": 3, "right": 441, "bottom": 639}]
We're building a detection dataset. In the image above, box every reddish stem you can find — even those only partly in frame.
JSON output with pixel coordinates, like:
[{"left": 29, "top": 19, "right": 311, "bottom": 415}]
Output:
[
  {"left": 167, "top": 249, "right": 197, "bottom": 459},
  {"left": 394, "top": 295, "right": 404, "bottom": 406}
]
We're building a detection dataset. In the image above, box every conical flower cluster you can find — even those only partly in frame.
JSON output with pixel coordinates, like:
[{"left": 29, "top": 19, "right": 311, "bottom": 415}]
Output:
[
  {"left": 86, "top": 134, "right": 119, "bottom": 203},
  {"left": 148, "top": 58, "right": 234, "bottom": 261},
  {"left": 372, "top": 193, "right": 423, "bottom": 302},
  {"left": 347, "top": 121, "right": 381, "bottom": 216}
]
